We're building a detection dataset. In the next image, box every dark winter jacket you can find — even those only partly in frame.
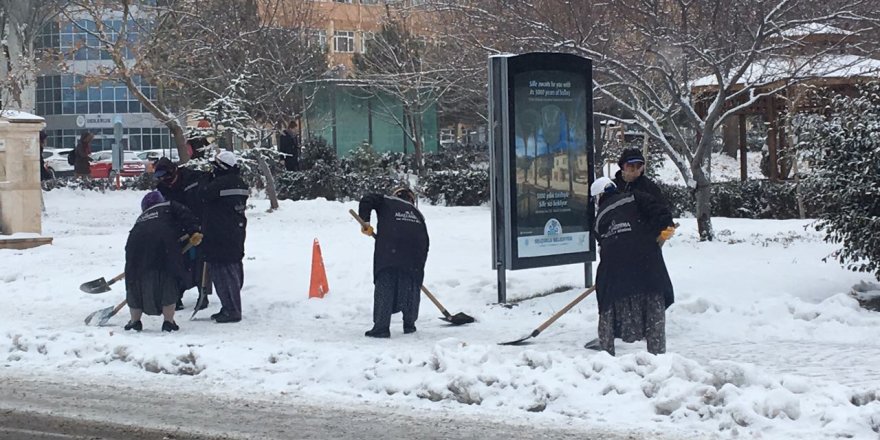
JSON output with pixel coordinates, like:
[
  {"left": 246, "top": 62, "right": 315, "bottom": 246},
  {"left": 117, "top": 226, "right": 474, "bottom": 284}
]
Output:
[
  {"left": 157, "top": 167, "right": 211, "bottom": 221},
  {"left": 594, "top": 189, "right": 674, "bottom": 312},
  {"left": 74, "top": 140, "right": 92, "bottom": 175},
  {"left": 125, "top": 201, "right": 201, "bottom": 286},
  {"left": 613, "top": 170, "right": 667, "bottom": 209},
  {"left": 200, "top": 168, "right": 248, "bottom": 263},
  {"left": 278, "top": 130, "right": 300, "bottom": 171},
  {"left": 358, "top": 194, "right": 430, "bottom": 279}
]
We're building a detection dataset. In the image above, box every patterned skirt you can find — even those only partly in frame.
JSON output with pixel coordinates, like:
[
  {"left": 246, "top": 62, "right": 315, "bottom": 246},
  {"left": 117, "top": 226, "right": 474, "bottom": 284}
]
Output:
[{"left": 598, "top": 292, "right": 666, "bottom": 356}]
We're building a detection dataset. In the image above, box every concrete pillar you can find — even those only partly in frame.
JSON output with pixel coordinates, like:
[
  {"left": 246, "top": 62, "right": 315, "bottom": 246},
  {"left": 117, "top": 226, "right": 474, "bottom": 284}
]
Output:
[{"left": 0, "top": 111, "right": 46, "bottom": 235}]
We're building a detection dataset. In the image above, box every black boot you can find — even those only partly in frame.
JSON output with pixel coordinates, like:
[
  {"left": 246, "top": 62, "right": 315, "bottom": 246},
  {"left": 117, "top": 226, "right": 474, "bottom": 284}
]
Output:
[
  {"left": 365, "top": 327, "right": 390, "bottom": 338},
  {"left": 403, "top": 323, "right": 417, "bottom": 334},
  {"left": 214, "top": 313, "right": 241, "bottom": 323},
  {"left": 162, "top": 321, "right": 179, "bottom": 332},
  {"left": 124, "top": 320, "right": 142, "bottom": 332},
  {"left": 175, "top": 299, "right": 185, "bottom": 311}
]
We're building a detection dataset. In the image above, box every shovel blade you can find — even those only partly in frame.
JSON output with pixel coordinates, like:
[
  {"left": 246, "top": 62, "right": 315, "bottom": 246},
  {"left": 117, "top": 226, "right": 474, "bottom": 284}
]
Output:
[
  {"left": 439, "top": 312, "right": 475, "bottom": 326},
  {"left": 84, "top": 306, "right": 113, "bottom": 326},
  {"left": 498, "top": 335, "right": 534, "bottom": 346},
  {"left": 80, "top": 278, "right": 111, "bottom": 294}
]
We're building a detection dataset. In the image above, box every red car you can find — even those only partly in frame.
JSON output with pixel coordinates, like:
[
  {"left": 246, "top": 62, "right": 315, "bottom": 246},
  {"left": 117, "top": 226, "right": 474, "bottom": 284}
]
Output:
[{"left": 90, "top": 151, "right": 147, "bottom": 178}]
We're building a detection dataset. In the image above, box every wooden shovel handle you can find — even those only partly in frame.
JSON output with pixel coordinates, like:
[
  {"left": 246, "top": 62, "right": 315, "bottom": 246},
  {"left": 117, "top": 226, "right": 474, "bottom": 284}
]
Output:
[
  {"left": 534, "top": 286, "right": 597, "bottom": 334},
  {"left": 420, "top": 285, "right": 451, "bottom": 317},
  {"left": 108, "top": 272, "right": 126, "bottom": 285},
  {"left": 111, "top": 299, "right": 127, "bottom": 315},
  {"left": 350, "top": 209, "right": 453, "bottom": 318},
  {"left": 349, "top": 209, "right": 371, "bottom": 232}
]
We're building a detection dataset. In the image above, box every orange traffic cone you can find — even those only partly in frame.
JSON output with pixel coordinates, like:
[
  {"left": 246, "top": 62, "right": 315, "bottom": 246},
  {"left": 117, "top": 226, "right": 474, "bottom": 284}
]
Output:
[{"left": 309, "top": 238, "right": 329, "bottom": 298}]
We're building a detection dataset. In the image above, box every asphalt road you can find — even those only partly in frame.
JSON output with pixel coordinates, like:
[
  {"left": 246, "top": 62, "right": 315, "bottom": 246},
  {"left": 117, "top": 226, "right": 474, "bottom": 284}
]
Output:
[{"left": 0, "top": 375, "right": 670, "bottom": 440}]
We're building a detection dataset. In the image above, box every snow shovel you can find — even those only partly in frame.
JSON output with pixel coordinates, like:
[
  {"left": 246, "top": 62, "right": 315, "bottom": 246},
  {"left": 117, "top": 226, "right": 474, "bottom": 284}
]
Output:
[
  {"left": 80, "top": 234, "right": 193, "bottom": 294},
  {"left": 348, "top": 209, "right": 475, "bottom": 326},
  {"left": 499, "top": 286, "right": 596, "bottom": 345},
  {"left": 80, "top": 272, "right": 125, "bottom": 294},
  {"left": 84, "top": 298, "right": 127, "bottom": 326},
  {"left": 190, "top": 262, "right": 210, "bottom": 320},
  {"left": 83, "top": 242, "right": 196, "bottom": 326}
]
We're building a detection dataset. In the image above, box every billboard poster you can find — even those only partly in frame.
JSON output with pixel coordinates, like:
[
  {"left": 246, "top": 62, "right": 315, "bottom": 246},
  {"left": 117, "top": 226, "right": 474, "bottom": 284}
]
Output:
[{"left": 512, "top": 70, "right": 590, "bottom": 259}]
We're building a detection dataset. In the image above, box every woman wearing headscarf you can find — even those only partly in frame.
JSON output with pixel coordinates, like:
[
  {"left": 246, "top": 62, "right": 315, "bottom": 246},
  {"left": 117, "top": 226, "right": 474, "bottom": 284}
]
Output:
[{"left": 123, "top": 191, "right": 202, "bottom": 332}]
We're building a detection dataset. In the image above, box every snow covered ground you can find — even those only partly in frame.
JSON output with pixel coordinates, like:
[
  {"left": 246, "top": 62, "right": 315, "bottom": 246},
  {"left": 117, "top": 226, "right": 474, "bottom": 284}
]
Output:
[
  {"left": 2, "top": 189, "right": 879, "bottom": 439},
  {"left": 653, "top": 152, "right": 766, "bottom": 185}
]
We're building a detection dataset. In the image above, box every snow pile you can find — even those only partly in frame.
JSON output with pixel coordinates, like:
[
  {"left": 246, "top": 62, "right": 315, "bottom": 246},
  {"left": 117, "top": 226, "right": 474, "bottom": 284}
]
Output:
[
  {"left": 2, "top": 189, "right": 880, "bottom": 439},
  {"left": 654, "top": 152, "right": 765, "bottom": 185}
]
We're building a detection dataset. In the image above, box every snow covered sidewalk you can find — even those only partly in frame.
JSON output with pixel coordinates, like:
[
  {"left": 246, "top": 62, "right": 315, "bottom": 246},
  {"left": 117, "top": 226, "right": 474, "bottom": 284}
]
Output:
[{"left": 1, "top": 189, "right": 878, "bottom": 439}]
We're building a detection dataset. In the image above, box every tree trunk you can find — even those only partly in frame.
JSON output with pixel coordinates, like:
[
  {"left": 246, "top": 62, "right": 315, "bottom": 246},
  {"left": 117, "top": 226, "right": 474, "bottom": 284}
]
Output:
[
  {"left": 255, "top": 151, "right": 280, "bottom": 211},
  {"left": 692, "top": 166, "right": 714, "bottom": 241}
]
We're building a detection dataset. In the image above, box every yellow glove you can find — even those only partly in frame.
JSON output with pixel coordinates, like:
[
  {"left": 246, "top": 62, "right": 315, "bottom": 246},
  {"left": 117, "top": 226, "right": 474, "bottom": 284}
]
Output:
[
  {"left": 361, "top": 225, "right": 374, "bottom": 237},
  {"left": 657, "top": 226, "right": 675, "bottom": 243},
  {"left": 189, "top": 232, "right": 204, "bottom": 246}
]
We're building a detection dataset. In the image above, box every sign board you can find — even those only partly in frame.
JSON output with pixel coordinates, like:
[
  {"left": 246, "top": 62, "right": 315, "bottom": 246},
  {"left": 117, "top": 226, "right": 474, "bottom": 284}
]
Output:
[{"left": 489, "top": 53, "right": 596, "bottom": 273}]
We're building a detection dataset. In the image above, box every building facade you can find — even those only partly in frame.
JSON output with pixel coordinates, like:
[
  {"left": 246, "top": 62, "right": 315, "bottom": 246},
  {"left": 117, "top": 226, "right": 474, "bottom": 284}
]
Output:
[{"left": 33, "top": 17, "right": 171, "bottom": 152}]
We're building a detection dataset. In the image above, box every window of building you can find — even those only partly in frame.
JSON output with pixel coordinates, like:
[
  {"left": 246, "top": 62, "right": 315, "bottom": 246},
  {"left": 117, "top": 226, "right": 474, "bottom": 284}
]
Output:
[
  {"left": 334, "top": 0, "right": 352, "bottom": 3},
  {"left": 334, "top": 30, "right": 355, "bottom": 53},
  {"left": 35, "top": 73, "right": 155, "bottom": 117},
  {"left": 360, "top": 0, "right": 379, "bottom": 3}
]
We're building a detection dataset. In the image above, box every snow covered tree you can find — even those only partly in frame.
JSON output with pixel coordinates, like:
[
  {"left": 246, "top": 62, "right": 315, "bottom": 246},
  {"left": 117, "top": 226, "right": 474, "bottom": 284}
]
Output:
[
  {"left": 0, "top": 0, "right": 62, "bottom": 111},
  {"left": 799, "top": 83, "right": 880, "bottom": 279},
  {"left": 435, "top": 0, "right": 880, "bottom": 240},
  {"left": 61, "top": 0, "right": 324, "bottom": 162}
]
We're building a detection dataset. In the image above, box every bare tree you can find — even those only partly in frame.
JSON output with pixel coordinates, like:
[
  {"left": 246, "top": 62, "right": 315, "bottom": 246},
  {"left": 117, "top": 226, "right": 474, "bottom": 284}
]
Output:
[
  {"left": 353, "top": 7, "right": 480, "bottom": 174},
  {"left": 61, "top": 0, "right": 324, "bottom": 162},
  {"left": 437, "top": 0, "right": 880, "bottom": 240},
  {"left": 1, "top": 0, "right": 62, "bottom": 112}
]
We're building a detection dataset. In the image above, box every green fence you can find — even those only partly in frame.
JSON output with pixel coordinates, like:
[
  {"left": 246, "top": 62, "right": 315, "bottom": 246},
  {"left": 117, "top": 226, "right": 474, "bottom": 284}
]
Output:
[{"left": 304, "top": 81, "right": 438, "bottom": 156}]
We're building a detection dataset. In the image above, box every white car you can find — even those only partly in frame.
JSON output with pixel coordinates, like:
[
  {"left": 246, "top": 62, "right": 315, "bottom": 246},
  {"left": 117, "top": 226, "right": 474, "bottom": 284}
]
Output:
[
  {"left": 137, "top": 149, "right": 180, "bottom": 163},
  {"left": 42, "top": 148, "right": 74, "bottom": 176}
]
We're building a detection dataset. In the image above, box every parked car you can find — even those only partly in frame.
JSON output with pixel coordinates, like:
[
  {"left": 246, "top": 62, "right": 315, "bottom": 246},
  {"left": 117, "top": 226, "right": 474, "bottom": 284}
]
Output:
[
  {"left": 42, "top": 148, "right": 74, "bottom": 177},
  {"left": 136, "top": 149, "right": 180, "bottom": 163},
  {"left": 90, "top": 150, "right": 147, "bottom": 178}
]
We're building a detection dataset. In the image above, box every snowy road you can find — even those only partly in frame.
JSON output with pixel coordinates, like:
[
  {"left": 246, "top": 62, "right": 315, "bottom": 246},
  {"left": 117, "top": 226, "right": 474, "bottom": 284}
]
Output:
[{"left": 0, "top": 374, "right": 649, "bottom": 440}]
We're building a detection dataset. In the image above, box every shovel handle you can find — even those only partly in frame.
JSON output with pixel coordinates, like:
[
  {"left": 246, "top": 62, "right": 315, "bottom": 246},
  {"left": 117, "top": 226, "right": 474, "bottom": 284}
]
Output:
[
  {"left": 349, "top": 209, "right": 372, "bottom": 234},
  {"left": 111, "top": 299, "right": 127, "bottom": 315},
  {"left": 420, "top": 285, "right": 451, "bottom": 317},
  {"left": 107, "top": 272, "right": 126, "bottom": 286},
  {"left": 349, "top": 209, "right": 454, "bottom": 318},
  {"left": 533, "top": 286, "right": 596, "bottom": 335}
]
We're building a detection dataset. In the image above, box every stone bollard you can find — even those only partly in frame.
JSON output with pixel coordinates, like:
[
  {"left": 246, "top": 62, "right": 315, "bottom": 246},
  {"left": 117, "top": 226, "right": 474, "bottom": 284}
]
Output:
[{"left": 0, "top": 110, "right": 46, "bottom": 236}]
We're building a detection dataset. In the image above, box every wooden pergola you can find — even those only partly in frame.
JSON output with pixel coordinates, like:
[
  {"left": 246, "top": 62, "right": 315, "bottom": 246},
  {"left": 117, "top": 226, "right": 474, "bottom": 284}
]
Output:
[{"left": 692, "top": 75, "right": 875, "bottom": 182}]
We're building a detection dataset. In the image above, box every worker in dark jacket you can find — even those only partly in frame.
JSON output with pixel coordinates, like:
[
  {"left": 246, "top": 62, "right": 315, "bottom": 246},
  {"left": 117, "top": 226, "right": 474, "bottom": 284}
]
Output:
[
  {"left": 278, "top": 121, "right": 300, "bottom": 171},
  {"left": 358, "top": 187, "right": 429, "bottom": 338},
  {"left": 591, "top": 176, "right": 676, "bottom": 355},
  {"left": 124, "top": 191, "right": 202, "bottom": 332},
  {"left": 612, "top": 147, "right": 667, "bottom": 208},
  {"left": 200, "top": 150, "right": 249, "bottom": 323},
  {"left": 73, "top": 131, "right": 94, "bottom": 179},
  {"left": 155, "top": 157, "right": 213, "bottom": 310}
]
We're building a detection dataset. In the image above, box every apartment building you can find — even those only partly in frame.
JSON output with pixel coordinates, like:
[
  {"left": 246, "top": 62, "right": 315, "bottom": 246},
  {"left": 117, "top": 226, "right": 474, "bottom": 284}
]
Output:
[{"left": 305, "top": 0, "right": 432, "bottom": 70}]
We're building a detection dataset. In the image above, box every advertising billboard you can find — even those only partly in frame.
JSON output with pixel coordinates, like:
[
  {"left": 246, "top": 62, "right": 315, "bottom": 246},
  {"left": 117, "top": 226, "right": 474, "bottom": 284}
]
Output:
[{"left": 490, "top": 53, "right": 595, "bottom": 274}]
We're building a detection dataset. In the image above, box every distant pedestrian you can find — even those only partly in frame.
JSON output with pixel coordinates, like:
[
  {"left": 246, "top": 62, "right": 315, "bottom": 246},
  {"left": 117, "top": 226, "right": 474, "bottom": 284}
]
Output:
[
  {"left": 187, "top": 137, "right": 209, "bottom": 160},
  {"left": 278, "top": 121, "right": 300, "bottom": 171},
  {"left": 39, "top": 130, "right": 51, "bottom": 181},
  {"left": 613, "top": 147, "right": 667, "bottom": 208},
  {"left": 358, "top": 187, "right": 429, "bottom": 338},
  {"left": 124, "top": 191, "right": 202, "bottom": 332},
  {"left": 590, "top": 176, "right": 676, "bottom": 355},
  {"left": 200, "top": 151, "right": 249, "bottom": 323},
  {"left": 74, "top": 131, "right": 94, "bottom": 179},
  {"left": 155, "top": 157, "right": 213, "bottom": 310}
]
